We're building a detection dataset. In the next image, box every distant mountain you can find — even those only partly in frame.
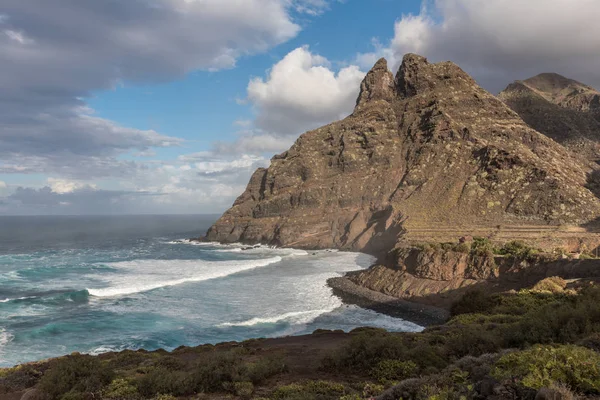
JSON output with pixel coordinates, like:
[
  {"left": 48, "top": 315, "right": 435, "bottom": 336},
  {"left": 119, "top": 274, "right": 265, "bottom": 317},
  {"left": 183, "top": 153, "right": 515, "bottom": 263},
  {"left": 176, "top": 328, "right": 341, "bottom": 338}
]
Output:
[
  {"left": 499, "top": 73, "right": 600, "bottom": 161},
  {"left": 205, "top": 54, "right": 600, "bottom": 256}
]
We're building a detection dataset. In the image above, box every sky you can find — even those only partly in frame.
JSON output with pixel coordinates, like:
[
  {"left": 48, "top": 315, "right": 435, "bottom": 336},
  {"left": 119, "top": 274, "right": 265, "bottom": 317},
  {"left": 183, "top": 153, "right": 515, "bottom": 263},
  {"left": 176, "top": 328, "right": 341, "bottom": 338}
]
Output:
[{"left": 1, "top": 0, "right": 599, "bottom": 215}]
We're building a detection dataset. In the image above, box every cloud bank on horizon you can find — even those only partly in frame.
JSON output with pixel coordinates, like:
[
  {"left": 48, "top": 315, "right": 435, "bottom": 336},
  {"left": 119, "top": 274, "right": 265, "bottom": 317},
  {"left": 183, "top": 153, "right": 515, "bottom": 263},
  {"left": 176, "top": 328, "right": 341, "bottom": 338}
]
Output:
[{"left": 0, "top": 0, "right": 598, "bottom": 215}]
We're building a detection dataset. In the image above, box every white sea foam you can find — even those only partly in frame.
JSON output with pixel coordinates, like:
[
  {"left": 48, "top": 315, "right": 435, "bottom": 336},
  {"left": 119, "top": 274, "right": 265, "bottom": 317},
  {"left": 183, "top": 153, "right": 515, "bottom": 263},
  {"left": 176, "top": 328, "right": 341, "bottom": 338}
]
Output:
[
  {"left": 87, "top": 256, "right": 282, "bottom": 298},
  {"left": 0, "top": 296, "right": 36, "bottom": 303},
  {"left": 0, "top": 329, "right": 14, "bottom": 363},
  {"left": 218, "top": 309, "right": 334, "bottom": 327},
  {"left": 168, "top": 240, "right": 309, "bottom": 257},
  {"left": 87, "top": 344, "right": 126, "bottom": 356}
]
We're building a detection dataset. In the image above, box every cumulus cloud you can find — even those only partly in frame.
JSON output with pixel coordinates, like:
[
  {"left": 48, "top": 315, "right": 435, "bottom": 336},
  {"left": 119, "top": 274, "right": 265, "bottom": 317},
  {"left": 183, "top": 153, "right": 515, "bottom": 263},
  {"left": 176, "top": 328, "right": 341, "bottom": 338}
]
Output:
[
  {"left": 47, "top": 178, "right": 97, "bottom": 194},
  {"left": 246, "top": 46, "right": 365, "bottom": 136},
  {"left": 358, "top": 0, "right": 600, "bottom": 92},
  {"left": 213, "top": 132, "right": 296, "bottom": 156},
  {"left": 0, "top": 0, "right": 313, "bottom": 175},
  {"left": 0, "top": 0, "right": 337, "bottom": 214}
]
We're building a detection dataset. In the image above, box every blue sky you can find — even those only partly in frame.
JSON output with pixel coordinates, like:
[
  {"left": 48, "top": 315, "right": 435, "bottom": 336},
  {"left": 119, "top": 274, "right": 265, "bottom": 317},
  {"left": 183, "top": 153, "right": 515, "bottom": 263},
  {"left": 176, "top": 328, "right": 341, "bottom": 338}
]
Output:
[
  {"left": 86, "top": 0, "right": 422, "bottom": 158},
  {"left": 1, "top": 0, "right": 599, "bottom": 215}
]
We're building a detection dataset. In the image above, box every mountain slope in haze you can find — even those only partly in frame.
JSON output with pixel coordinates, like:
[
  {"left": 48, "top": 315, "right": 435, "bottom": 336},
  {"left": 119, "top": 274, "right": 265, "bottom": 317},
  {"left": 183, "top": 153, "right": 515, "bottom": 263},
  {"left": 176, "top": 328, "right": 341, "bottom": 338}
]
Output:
[
  {"left": 205, "top": 55, "right": 600, "bottom": 255},
  {"left": 499, "top": 73, "right": 600, "bottom": 161}
]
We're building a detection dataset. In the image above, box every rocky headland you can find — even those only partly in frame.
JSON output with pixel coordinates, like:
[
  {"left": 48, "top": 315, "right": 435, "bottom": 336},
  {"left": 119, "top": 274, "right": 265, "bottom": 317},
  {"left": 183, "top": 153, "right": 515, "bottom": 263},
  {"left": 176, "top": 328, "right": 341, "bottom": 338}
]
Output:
[{"left": 203, "top": 53, "right": 600, "bottom": 311}]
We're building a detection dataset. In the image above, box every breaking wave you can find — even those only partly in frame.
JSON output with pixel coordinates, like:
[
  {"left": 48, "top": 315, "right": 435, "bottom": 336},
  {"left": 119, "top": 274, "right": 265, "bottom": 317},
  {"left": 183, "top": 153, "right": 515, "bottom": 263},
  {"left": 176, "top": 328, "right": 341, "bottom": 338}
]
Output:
[{"left": 87, "top": 256, "right": 282, "bottom": 298}]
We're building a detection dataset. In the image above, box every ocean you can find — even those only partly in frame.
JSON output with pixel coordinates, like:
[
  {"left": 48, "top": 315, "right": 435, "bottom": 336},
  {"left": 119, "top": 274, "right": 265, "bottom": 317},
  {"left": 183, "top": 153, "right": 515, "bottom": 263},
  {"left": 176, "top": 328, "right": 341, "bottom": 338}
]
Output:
[{"left": 0, "top": 215, "right": 422, "bottom": 367}]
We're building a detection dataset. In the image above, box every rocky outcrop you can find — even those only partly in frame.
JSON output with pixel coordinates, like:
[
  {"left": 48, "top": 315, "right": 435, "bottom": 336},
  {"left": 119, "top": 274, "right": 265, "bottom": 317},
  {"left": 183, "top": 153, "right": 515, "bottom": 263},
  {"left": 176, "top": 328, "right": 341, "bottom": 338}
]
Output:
[
  {"left": 206, "top": 54, "right": 600, "bottom": 256},
  {"left": 348, "top": 245, "right": 600, "bottom": 308},
  {"left": 499, "top": 73, "right": 600, "bottom": 161}
]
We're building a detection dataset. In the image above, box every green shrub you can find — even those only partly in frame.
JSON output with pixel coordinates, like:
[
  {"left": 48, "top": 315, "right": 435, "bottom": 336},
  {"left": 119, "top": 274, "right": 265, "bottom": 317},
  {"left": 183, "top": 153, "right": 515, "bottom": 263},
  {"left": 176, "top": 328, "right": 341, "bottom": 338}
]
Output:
[
  {"left": 153, "top": 395, "right": 177, "bottom": 400},
  {"left": 498, "top": 241, "right": 538, "bottom": 259},
  {"left": 450, "top": 290, "right": 496, "bottom": 316},
  {"left": 453, "top": 243, "right": 471, "bottom": 254},
  {"left": 271, "top": 381, "right": 347, "bottom": 400},
  {"left": 245, "top": 356, "right": 287, "bottom": 384},
  {"left": 0, "top": 364, "right": 45, "bottom": 392},
  {"left": 470, "top": 237, "right": 496, "bottom": 257},
  {"left": 492, "top": 345, "right": 600, "bottom": 393},
  {"left": 509, "top": 288, "right": 600, "bottom": 346},
  {"left": 136, "top": 368, "right": 196, "bottom": 397},
  {"left": 233, "top": 381, "right": 254, "bottom": 399},
  {"left": 37, "top": 354, "right": 114, "bottom": 399},
  {"left": 103, "top": 378, "right": 140, "bottom": 399},
  {"left": 532, "top": 277, "right": 568, "bottom": 293},
  {"left": 362, "top": 382, "right": 385, "bottom": 397},
  {"left": 370, "top": 360, "right": 418, "bottom": 384},
  {"left": 322, "top": 331, "right": 408, "bottom": 372}
]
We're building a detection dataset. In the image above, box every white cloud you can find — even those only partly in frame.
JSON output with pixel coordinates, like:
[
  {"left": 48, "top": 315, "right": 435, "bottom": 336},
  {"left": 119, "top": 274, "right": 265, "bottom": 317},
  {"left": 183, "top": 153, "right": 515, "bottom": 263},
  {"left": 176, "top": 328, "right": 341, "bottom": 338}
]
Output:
[
  {"left": 0, "top": 0, "right": 311, "bottom": 176},
  {"left": 213, "top": 132, "right": 295, "bottom": 156},
  {"left": 47, "top": 178, "right": 97, "bottom": 194},
  {"left": 246, "top": 46, "right": 366, "bottom": 136},
  {"left": 0, "top": 181, "right": 6, "bottom": 189},
  {"left": 358, "top": 0, "right": 600, "bottom": 92}
]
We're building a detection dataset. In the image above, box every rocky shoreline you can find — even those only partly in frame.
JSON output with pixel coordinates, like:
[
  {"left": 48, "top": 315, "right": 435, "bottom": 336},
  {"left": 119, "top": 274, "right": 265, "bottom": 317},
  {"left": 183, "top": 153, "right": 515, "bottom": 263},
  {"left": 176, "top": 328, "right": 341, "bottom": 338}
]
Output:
[{"left": 327, "top": 275, "right": 449, "bottom": 327}]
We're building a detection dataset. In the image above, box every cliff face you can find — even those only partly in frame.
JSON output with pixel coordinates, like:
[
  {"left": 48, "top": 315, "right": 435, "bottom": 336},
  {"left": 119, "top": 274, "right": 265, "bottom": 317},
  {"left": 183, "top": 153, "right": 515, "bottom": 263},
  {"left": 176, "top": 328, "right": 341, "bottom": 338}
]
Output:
[
  {"left": 206, "top": 54, "right": 600, "bottom": 255},
  {"left": 499, "top": 73, "right": 600, "bottom": 161}
]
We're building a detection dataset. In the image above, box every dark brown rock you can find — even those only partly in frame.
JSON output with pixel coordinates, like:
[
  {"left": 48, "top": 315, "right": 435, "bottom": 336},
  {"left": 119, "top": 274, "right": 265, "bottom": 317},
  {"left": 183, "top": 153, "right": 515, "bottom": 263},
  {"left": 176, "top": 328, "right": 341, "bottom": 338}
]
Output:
[{"left": 206, "top": 54, "right": 600, "bottom": 257}]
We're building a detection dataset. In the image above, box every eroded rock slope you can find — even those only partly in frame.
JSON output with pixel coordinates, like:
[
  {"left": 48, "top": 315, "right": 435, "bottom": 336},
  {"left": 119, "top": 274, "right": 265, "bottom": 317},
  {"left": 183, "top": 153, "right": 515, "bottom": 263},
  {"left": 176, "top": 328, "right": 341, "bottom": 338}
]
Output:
[{"left": 206, "top": 55, "right": 600, "bottom": 256}]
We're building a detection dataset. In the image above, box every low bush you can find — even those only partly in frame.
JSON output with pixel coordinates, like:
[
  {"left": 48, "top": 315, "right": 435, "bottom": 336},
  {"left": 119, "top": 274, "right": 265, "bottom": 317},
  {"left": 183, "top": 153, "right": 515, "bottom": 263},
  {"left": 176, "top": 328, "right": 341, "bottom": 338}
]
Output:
[
  {"left": 492, "top": 345, "right": 600, "bottom": 393},
  {"left": 470, "top": 237, "right": 496, "bottom": 257},
  {"left": 450, "top": 290, "right": 496, "bottom": 316},
  {"left": 103, "top": 378, "right": 140, "bottom": 400},
  {"left": 37, "top": 354, "right": 114, "bottom": 399},
  {"left": 246, "top": 356, "right": 288, "bottom": 384},
  {"left": 233, "top": 381, "right": 254, "bottom": 399},
  {"left": 271, "top": 380, "right": 347, "bottom": 400},
  {"left": 532, "top": 276, "right": 568, "bottom": 293},
  {"left": 498, "top": 241, "right": 538, "bottom": 260},
  {"left": 370, "top": 360, "right": 418, "bottom": 384}
]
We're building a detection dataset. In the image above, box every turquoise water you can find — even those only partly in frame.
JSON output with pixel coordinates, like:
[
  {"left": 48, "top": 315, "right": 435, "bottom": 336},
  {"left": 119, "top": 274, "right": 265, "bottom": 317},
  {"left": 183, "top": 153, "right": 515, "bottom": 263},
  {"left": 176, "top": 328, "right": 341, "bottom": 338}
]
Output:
[{"left": 0, "top": 215, "right": 422, "bottom": 367}]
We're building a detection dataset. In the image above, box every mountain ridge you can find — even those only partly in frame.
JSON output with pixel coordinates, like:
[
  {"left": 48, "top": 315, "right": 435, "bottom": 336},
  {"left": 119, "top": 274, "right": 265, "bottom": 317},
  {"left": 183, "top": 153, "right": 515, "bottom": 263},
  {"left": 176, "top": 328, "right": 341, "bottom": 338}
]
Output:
[
  {"left": 499, "top": 73, "right": 600, "bottom": 160},
  {"left": 205, "top": 54, "right": 600, "bottom": 257}
]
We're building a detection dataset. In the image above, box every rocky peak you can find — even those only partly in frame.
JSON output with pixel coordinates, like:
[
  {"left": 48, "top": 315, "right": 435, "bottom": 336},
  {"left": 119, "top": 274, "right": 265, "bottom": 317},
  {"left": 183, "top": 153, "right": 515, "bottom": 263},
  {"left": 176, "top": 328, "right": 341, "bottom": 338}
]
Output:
[
  {"left": 500, "top": 74, "right": 600, "bottom": 160},
  {"left": 205, "top": 54, "right": 600, "bottom": 257},
  {"left": 355, "top": 58, "right": 395, "bottom": 107},
  {"left": 395, "top": 53, "right": 477, "bottom": 99},
  {"left": 518, "top": 73, "right": 600, "bottom": 113}
]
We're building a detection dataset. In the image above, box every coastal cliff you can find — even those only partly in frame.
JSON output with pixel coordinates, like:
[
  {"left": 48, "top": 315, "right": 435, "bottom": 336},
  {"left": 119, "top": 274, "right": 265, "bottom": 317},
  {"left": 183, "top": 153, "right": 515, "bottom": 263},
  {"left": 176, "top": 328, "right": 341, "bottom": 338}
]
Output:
[{"left": 205, "top": 54, "right": 600, "bottom": 258}]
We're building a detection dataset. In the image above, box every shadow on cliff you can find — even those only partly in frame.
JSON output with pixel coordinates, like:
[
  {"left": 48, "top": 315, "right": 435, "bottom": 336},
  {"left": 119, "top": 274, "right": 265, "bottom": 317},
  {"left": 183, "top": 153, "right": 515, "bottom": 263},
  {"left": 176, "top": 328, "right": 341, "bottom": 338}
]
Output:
[
  {"left": 338, "top": 257, "right": 600, "bottom": 327},
  {"left": 585, "top": 168, "right": 600, "bottom": 232},
  {"left": 358, "top": 206, "right": 408, "bottom": 262},
  {"left": 412, "top": 257, "right": 600, "bottom": 308}
]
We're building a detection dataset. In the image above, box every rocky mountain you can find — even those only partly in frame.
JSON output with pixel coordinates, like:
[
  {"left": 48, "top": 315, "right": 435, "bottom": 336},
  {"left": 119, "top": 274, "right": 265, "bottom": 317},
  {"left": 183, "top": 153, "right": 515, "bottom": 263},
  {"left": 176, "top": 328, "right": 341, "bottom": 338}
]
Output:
[
  {"left": 205, "top": 54, "right": 600, "bottom": 257},
  {"left": 499, "top": 73, "right": 600, "bottom": 161}
]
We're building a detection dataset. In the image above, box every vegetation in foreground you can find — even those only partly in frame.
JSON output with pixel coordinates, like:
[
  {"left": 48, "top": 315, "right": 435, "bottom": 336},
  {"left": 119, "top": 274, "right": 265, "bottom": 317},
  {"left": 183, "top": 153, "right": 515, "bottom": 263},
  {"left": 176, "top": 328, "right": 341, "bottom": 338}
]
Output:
[{"left": 3, "top": 279, "right": 600, "bottom": 399}]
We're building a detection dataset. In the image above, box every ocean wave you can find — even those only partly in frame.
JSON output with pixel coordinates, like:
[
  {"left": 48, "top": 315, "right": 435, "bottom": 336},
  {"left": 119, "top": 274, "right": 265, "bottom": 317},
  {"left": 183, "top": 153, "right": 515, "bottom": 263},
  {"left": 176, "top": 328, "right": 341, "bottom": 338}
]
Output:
[
  {"left": 0, "top": 296, "right": 37, "bottom": 303},
  {"left": 167, "top": 240, "right": 309, "bottom": 257},
  {"left": 217, "top": 308, "right": 334, "bottom": 328},
  {"left": 0, "top": 290, "right": 90, "bottom": 306},
  {"left": 87, "top": 256, "right": 283, "bottom": 298}
]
